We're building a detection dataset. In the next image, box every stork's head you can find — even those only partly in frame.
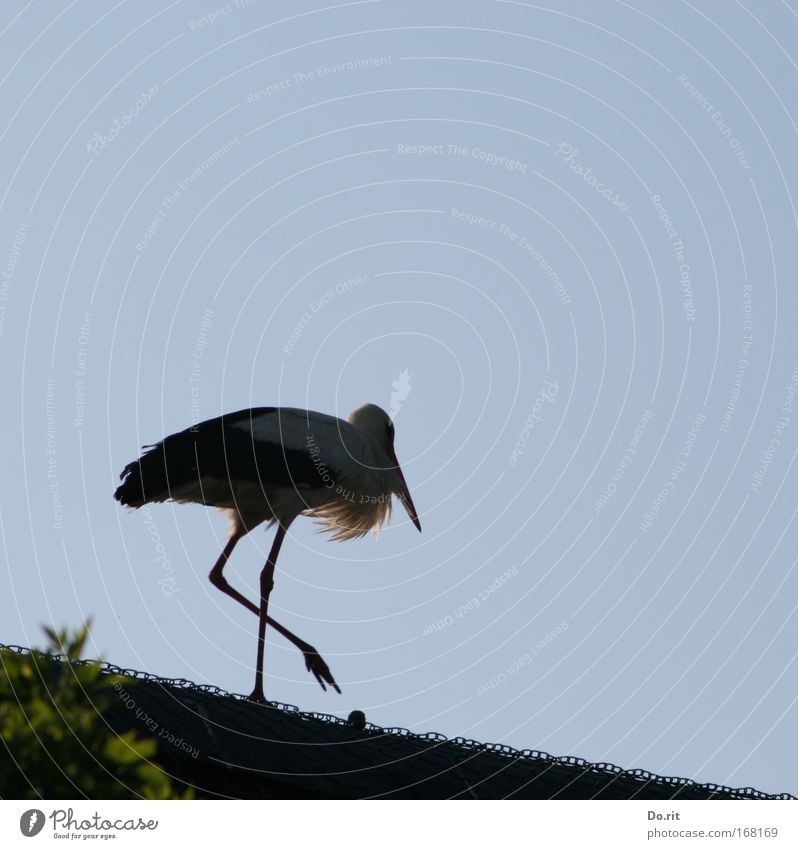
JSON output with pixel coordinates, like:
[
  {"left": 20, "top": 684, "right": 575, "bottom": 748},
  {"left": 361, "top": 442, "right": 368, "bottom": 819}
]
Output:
[
  {"left": 348, "top": 403, "right": 421, "bottom": 532},
  {"left": 348, "top": 403, "right": 395, "bottom": 449}
]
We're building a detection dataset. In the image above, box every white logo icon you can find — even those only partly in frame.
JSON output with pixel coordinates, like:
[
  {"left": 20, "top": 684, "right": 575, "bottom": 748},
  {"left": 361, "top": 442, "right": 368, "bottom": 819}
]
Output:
[
  {"left": 20, "top": 809, "right": 45, "bottom": 837},
  {"left": 390, "top": 369, "right": 412, "bottom": 418}
]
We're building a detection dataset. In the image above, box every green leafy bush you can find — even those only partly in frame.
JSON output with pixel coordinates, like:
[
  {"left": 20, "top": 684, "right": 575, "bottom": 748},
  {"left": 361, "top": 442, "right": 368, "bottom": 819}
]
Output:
[{"left": 0, "top": 623, "right": 190, "bottom": 799}]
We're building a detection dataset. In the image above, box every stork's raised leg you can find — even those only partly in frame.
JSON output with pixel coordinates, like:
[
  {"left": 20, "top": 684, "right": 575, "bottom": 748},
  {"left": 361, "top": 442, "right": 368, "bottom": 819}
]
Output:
[{"left": 208, "top": 527, "right": 339, "bottom": 694}]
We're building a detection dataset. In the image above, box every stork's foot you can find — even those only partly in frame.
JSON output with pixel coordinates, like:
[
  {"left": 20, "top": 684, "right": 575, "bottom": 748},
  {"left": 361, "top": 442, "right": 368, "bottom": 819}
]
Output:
[
  {"left": 247, "top": 686, "right": 267, "bottom": 703},
  {"left": 300, "top": 642, "right": 341, "bottom": 694}
]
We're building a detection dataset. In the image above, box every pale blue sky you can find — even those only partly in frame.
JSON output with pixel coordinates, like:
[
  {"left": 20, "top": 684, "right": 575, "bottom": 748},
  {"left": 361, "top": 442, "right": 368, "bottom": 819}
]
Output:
[{"left": 2, "top": 0, "right": 798, "bottom": 795}]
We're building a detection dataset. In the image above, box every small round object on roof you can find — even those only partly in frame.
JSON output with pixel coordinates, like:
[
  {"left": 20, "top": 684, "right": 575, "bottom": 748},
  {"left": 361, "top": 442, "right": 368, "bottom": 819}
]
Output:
[{"left": 347, "top": 710, "right": 366, "bottom": 730}]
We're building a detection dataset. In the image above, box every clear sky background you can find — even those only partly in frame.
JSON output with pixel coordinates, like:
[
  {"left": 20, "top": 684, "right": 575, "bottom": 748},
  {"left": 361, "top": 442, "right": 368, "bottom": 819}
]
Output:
[{"left": 1, "top": 0, "right": 797, "bottom": 795}]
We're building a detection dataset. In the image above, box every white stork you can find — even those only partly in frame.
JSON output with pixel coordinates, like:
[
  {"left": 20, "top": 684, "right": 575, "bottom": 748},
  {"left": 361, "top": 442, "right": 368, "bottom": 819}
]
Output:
[{"left": 114, "top": 403, "right": 421, "bottom": 701}]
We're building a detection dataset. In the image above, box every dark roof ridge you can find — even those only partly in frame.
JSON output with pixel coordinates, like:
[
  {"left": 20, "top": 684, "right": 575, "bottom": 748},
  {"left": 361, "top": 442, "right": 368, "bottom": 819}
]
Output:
[{"left": 2, "top": 643, "right": 793, "bottom": 800}]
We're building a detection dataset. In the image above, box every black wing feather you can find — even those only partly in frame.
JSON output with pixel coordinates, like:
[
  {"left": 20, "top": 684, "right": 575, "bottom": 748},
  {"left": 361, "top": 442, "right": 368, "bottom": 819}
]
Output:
[{"left": 114, "top": 408, "right": 336, "bottom": 507}]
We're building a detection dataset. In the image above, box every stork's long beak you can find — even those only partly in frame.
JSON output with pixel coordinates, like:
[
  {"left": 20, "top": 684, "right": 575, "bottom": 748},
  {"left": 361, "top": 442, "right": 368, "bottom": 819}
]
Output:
[{"left": 389, "top": 449, "right": 421, "bottom": 532}]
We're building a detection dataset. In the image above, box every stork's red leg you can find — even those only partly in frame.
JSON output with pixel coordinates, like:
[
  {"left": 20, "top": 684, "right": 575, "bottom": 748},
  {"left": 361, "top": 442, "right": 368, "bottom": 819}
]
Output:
[
  {"left": 249, "top": 523, "right": 288, "bottom": 702},
  {"left": 209, "top": 529, "right": 340, "bottom": 693}
]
